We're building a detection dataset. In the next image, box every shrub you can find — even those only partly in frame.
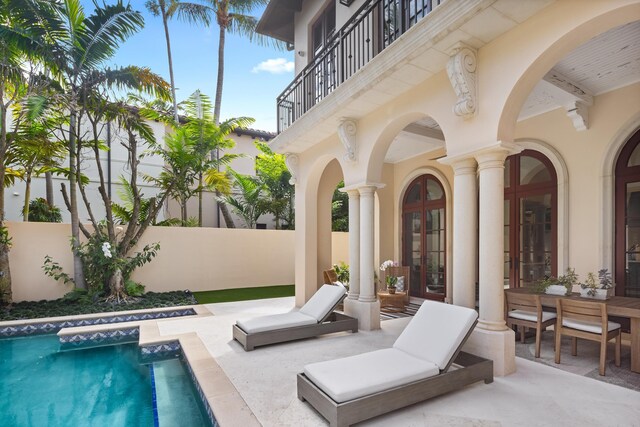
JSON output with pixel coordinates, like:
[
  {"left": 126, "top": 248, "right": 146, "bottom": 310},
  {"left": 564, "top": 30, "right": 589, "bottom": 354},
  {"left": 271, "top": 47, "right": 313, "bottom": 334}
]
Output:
[{"left": 27, "top": 198, "right": 63, "bottom": 222}]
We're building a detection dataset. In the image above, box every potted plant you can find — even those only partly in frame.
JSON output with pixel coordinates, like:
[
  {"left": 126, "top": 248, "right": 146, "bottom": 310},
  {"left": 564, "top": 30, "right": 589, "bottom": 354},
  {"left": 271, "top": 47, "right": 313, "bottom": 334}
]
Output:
[
  {"left": 580, "top": 269, "right": 614, "bottom": 300},
  {"left": 534, "top": 268, "right": 577, "bottom": 296},
  {"left": 380, "top": 260, "right": 399, "bottom": 294}
]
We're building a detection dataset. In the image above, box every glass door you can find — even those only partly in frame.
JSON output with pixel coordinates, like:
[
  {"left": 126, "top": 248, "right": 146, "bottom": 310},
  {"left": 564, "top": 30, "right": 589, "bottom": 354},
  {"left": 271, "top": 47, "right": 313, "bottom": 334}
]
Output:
[
  {"left": 402, "top": 175, "right": 446, "bottom": 301},
  {"left": 615, "top": 129, "right": 640, "bottom": 298},
  {"left": 504, "top": 151, "right": 557, "bottom": 288}
]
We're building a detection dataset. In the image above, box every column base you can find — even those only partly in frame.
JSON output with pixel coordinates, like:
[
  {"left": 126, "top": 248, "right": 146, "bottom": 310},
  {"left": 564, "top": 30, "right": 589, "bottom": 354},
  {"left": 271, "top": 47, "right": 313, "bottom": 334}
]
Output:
[
  {"left": 462, "top": 326, "right": 516, "bottom": 376},
  {"left": 344, "top": 299, "right": 381, "bottom": 331}
]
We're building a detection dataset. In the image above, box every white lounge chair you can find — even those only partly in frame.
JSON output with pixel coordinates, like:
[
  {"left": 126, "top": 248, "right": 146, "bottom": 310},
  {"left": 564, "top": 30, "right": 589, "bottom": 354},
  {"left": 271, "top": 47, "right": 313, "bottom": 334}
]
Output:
[
  {"left": 232, "top": 284, "right": 358, "bottom": 351},
  {"left": 297, "top": 300, "right": 493, "bottom": 427}
]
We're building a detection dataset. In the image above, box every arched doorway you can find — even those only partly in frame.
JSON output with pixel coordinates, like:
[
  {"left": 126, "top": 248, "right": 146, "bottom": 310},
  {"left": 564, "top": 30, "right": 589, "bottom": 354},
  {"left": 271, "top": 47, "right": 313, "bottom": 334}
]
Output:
[
  {"left": 402, "top": 174, "right": 446, "bottom": 301},
  {"left": 504, "top": 150, "right": 557, "bottom": 288},
  {"left": 615, "top": 129, "right": 640, "bottom": 298}
]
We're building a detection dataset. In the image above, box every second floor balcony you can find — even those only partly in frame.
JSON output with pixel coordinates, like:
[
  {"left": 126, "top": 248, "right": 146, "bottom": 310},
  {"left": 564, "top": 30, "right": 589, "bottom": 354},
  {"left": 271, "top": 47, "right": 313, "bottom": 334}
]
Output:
[{"left": 265, "top": 0, "right": 446, "bottom": 133}]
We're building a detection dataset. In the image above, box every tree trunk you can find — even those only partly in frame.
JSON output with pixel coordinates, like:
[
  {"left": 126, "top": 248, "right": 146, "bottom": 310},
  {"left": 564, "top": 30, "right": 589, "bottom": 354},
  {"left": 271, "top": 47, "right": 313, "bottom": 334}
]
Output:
[
  {"left": 213, "top": 25, "right": 226, "bottom": 125},
  {"left": 45, "top": 172, "right": 54, "bottom": 205},
  {"left": 0, "top": 96, "right": 12, "bottom": 304},
  {"left": 162, "top": 8, "right": 180, "bottom": 124},
  {"left": 198, "top": 172, "right": 203, "bottom": 227},
  {"left": 181, "top": 199, "right": 187, "bottom": 225},
  {"left": 106, "top": 268, "right": 127, "bottom": 303},
  {"left": 22, "top": 174, "right": 31, "bottom": 221},
  {"left": 68, "top": 112, "right": 86, "bottom": 289},
  {"left": 217, "top": 193, "right": 235, "bottom": 228}
]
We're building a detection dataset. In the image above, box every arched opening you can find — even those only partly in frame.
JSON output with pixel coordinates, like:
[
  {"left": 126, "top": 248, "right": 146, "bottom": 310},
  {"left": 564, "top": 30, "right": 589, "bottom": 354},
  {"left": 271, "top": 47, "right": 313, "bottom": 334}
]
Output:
[
  {"left": 504, "top": 150, "right": 557, "bottom": 288},
  {"left": 615, "top": 128, "right": 640, "bottom": 298},
  {"left": 402, "top": 174, "right": 447, "bottom": 301}
]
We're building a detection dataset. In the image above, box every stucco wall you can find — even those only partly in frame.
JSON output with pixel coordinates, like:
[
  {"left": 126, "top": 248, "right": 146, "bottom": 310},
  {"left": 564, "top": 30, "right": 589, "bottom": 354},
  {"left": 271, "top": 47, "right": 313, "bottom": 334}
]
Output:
[{"left": 5, "top": 221, "right": 348, "bottom": 302}]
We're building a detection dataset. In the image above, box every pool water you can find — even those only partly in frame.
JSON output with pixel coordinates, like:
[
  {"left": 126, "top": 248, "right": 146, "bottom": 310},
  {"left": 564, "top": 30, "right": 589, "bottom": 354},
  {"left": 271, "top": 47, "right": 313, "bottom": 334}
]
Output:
[{"left": 0, "top": 335, "right": 212, "bottom": 427}]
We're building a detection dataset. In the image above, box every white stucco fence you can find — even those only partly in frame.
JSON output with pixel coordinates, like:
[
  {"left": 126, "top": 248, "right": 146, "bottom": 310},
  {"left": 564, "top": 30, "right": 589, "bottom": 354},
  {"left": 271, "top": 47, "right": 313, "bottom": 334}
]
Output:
[{"left": 5, "top": 222, "right": 349, "bottom": 302}]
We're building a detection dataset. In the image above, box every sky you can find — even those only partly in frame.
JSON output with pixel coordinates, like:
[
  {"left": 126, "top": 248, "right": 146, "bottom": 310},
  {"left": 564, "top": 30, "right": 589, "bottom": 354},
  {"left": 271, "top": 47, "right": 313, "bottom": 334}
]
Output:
[{"left": 82, "top": 1, "right": 294, "bottom": 132}]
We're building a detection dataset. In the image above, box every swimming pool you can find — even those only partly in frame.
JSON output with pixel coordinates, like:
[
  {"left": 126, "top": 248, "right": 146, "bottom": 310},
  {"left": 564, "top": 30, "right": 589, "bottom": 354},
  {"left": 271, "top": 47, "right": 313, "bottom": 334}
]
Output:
[{"left": 0, "top": 334, "right": 213, "bottom": 427}]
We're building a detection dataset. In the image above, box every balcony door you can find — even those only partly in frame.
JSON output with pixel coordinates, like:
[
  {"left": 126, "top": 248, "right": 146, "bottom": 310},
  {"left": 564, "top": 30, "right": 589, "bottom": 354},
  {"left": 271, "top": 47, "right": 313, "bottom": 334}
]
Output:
[
  {"left": 615, "top": 129, "right": 640, "bottom": 298},
  {"left": 309, "top": 2, "right": 337, "bottom": 105},
  {"left": 402, "top": 175, "right": 446, "bottom": 301},
  {"left": 504, "top": 150, "right": 557, "bottom": 288}
]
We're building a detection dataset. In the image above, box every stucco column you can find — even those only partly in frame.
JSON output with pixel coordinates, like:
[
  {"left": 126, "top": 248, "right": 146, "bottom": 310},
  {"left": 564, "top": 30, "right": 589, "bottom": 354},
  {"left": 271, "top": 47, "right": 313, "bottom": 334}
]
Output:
[
  {"left": 358, "top": 186, "right": 376, "bottom": 303},
  {"left": 346, "top": 189, "right": 360, "bottom": 299},
  {"left": 344, "top": 184, "right": 381, "bottom": 331},
  {"left": 476, "top": 149, "right": 510, "bottom": 330},
  {"left": 451, "top": 158, "right": 478, "bottom": 309},
  {"left": 461, "top": 144, "right": 518, "bottom": 377}
]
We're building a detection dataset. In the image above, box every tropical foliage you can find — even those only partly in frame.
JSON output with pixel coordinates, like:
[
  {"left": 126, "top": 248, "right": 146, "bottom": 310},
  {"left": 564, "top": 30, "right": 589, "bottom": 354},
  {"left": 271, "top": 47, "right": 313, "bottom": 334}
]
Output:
[
  {"left": 332, "top": 181, "right": 349, "bottom": 232},
  {"left": 27, "top": 198, "right": 62, "bottom": 222}
]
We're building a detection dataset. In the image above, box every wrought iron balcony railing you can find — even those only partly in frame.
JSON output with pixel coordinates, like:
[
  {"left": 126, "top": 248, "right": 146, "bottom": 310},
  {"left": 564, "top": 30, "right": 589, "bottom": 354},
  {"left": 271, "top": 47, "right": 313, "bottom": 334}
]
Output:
[{"left": 276, "top": 0, "right": 444, "bottom": 133}]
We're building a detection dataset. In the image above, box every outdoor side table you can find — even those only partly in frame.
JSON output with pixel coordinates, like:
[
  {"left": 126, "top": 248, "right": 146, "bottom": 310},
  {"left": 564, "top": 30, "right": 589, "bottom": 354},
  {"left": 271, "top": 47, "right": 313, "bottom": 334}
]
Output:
[{"left": 377, "top": 291, "right": 407, "bottom": 313}]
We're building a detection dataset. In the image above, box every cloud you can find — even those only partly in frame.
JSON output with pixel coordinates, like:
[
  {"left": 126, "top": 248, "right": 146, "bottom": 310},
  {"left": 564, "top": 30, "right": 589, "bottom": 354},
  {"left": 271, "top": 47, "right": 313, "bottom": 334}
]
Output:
[{"left": 252, "top": 58, "right": 294, "bottom": 74}]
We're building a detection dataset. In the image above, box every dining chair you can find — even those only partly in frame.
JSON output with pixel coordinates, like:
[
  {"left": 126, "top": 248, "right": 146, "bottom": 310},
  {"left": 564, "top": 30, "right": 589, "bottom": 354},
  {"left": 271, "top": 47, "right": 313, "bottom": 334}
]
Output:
[
  {"left": 505, "top": 292, "right": 557, "bottom": 358},
  {"left": 555, "top": 298, "right": 621, "bottom": 376}
]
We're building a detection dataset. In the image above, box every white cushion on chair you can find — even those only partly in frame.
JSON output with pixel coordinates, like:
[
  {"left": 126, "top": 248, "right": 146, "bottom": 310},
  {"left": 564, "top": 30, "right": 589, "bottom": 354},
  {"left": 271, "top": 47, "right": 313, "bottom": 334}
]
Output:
[
  {"left": 562, "top": 318, "right": 621, "bottom": 334},
  {"left": 299, "top": 284, "right": 347, "bottom": 321},
  {"left": 236, "top": 312, "right": 316, "bottom": 334},
  {"left": 508, "top": 310, "right": 557, "bottom": 322},
  {"left": 393, "top": 300, "right": 478, "bottom": 370},
  {"left": 303, "top": 348, "right": 439, "bottom": 403}
]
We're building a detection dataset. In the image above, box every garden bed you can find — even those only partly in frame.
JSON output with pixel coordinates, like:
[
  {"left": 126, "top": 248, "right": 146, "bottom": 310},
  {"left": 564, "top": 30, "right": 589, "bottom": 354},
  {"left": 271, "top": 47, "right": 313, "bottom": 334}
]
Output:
[{"left": 0, "top": 291, "right": 197, "bottom": 321}]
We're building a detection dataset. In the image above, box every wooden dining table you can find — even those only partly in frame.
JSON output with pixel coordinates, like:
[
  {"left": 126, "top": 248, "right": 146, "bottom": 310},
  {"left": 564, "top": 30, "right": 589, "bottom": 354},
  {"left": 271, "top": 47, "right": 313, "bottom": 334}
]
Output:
[{"left": 505, "top": 288, "right": 640, "bottom": 373}]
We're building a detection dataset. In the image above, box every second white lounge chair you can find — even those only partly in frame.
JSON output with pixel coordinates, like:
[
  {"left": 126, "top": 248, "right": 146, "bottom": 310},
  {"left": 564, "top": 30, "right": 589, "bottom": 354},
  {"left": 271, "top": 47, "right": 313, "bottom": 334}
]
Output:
[
  {"left": 233, "top": 284, "right": 358, "bottom": 351},
  {"left": 297, "top": 300, "right": 493, "bottom": 427}
]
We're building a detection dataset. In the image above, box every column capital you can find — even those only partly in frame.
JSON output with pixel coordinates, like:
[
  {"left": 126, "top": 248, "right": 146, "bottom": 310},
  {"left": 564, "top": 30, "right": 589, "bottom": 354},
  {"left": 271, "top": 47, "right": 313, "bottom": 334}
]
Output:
[
  {"left": 439, "top": 155, "right": 477, "bottom": 175},
  {"left": 475, "top": 142, "right": 522, "bottom": 171},
  {"left": 339, "top": 187, "right": 361, "bottom": 198},
  {"left": 341, "top": 182, "right": 386, "bottom": 193}
]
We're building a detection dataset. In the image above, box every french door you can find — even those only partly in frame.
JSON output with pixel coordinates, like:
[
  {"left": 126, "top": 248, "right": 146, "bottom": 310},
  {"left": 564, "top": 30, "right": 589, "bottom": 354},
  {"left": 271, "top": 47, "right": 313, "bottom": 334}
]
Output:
[
  {"left": 615, "top": 129, "right": 640, "bottom": 298},
  {"left": 402, "top": 175, "right": 446, "bottom": 301},
  {"left": 504, "top": 151, "right": 557, "bottom": 288}
]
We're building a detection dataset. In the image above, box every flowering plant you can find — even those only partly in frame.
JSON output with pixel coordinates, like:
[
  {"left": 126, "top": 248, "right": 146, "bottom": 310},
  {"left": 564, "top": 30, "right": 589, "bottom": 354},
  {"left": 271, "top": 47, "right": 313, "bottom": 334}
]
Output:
[{"left": 380, "top": 260, "right": 399, "bottom": 288}]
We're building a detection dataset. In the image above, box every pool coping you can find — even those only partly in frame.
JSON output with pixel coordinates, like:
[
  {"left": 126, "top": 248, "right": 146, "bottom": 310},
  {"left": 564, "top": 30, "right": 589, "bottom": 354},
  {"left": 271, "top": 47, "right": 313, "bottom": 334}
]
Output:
[
  {"left": 52, "top": 305, "right": 260, "bottom": 427},
  {"left": 0, "top": 305, "right": 199, "bottom": 337}
]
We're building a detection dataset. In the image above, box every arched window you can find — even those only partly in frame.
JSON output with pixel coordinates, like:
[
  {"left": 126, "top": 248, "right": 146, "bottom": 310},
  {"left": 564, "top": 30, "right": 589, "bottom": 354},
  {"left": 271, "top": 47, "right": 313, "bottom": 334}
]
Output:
[
  {"left": 402, "top": 174, "right": 446, "bottom": 301},
  {"left": 615, "top": 129, "right": 640, "bottom": 297},
  {"left": 504, "top": 150, "right": 557, "bottom": 288}
]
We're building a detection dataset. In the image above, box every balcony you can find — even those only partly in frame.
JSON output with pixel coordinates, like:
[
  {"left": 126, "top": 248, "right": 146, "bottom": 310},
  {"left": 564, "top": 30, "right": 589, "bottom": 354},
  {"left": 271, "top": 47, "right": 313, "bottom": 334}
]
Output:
[{"left": 277, "top": 0, "right": 444, "bottom": 133}]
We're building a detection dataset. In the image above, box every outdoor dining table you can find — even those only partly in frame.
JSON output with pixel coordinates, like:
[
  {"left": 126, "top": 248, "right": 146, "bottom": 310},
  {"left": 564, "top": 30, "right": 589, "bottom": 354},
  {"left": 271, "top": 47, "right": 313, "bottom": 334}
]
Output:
[{"left": 505, "top": 288, "right": 640, "bottom": 373}]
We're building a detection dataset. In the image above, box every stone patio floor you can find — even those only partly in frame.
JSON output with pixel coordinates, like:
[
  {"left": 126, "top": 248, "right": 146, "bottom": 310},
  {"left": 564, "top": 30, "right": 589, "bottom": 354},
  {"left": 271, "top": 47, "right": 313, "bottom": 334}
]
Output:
[{"left": 157, "top": 297, "right": 640, "bottom": 427}]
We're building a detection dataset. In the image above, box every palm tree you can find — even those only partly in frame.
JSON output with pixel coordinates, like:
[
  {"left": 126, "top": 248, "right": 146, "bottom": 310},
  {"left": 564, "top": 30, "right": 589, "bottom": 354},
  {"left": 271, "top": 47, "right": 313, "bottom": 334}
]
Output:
[
  {"left": 1, "top": 0, "right": 170, "bottom": 289},
  {"left": 145, "top": 0, "right": 211, "bottom": 123},
  {"left": 221, "top": 169, "right": 266, "bottom": 229}
]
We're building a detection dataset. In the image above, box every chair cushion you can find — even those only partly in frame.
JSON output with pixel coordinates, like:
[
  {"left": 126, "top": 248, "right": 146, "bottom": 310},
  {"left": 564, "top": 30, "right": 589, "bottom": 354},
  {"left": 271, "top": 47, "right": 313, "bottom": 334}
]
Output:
[
  {"left": 299, "top": 284, "right": 346, "bottom": 321},
  {"left": 508, "top": 310, "right": 557, "bottom": 322},
  {"left": 393, "top": 300, "right": 478, "bottom": 370},
  {"left": 562, "top": 318, "right": 621, "bottom": 334},
  {"left": 236, "top": 311, "right": 316, "bottom": 334},
  {"left": 396, "top": 276, "right": 405, "bottom": 292},
  {"left": 303, "top": 348, "right": 439, "bottom": 403}
]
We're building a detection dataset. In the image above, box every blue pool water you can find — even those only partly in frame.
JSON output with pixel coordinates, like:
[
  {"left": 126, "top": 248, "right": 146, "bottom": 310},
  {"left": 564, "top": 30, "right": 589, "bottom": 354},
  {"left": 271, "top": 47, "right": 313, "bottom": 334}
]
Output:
[{"left": 0, "top": 335, "right": 211, "bottom": 427}]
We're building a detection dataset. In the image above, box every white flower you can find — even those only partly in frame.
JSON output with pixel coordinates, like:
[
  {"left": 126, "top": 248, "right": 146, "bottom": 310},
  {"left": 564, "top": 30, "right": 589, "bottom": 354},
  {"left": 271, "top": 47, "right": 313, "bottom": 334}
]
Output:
[
  {"left": 380, "top": 260, "right": 397, "bottom": 271},
  {"left": 102, "top": 242, "right": 112, "bottom": 258}
]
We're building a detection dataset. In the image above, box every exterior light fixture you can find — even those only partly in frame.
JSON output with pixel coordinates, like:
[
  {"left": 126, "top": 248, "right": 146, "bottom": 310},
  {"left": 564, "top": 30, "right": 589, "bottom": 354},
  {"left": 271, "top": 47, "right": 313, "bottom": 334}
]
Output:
[{"left": 340, "top": 0, "right": 355, "bottom": 6}]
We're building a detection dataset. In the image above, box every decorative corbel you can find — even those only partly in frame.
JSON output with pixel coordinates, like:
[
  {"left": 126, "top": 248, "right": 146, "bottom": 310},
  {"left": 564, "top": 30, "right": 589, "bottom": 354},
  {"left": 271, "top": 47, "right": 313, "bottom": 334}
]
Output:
[
  {"left": 338, "top": 118, "right": 357, "bottom": 162},
  {"left": 284, "top": 153, "right": 299, "bottom": 185},
  {"left": 446, "top": 43, "right": 477, "bottom": 119},
  {"left": 566, "top": 101, "right": 589, "bottom": 132}
]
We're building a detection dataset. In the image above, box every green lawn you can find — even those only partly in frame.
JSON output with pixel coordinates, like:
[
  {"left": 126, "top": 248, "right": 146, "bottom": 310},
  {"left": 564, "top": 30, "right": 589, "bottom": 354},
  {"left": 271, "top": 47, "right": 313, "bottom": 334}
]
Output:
[{"left": 193, "top": 285, "right": 295, "bottom": 304}]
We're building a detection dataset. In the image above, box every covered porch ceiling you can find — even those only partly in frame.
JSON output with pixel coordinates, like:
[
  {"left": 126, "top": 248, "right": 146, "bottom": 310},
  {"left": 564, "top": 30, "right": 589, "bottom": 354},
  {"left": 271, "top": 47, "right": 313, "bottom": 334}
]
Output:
[{"left": 384, "top": 20, "right": 640, "bottom": 164}]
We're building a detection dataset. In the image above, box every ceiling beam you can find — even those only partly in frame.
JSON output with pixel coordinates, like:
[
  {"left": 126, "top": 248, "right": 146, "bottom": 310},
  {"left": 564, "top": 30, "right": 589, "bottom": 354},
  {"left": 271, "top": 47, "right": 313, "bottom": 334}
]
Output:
[
  {"left": 543, "top": 69, "right": 593, "bottom": 131},
  {"left": 403, "top": 123, "right": 445, "bottom": 140},
  {"left": 543, "top": 69, "right": 593, "bottom": 106}
]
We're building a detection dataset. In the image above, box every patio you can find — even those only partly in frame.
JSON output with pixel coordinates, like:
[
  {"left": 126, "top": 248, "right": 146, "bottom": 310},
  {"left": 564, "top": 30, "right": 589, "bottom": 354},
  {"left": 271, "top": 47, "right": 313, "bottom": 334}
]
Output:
[{"left": 157, "top": 297, "right": 640, "bottom": 426}]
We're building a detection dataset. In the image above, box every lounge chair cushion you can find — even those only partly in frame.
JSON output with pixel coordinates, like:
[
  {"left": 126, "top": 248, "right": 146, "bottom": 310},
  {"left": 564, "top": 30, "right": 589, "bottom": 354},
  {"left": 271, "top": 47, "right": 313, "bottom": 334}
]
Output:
[
  {"left": 304, "top": 348, "right": 439, "bottom": 403},
  {"left": 393, "top": 300, "right": 478, "bottom": 370},
  {"left": 508, "top": 310, "right": 557, "bottom": 322},
  {"left": 562, "top": 318, "right": 621, "bottom": 334},
  {"left": 299, "top": 284, "right": 346, "bottom": 322},
  {"left": 236, "top": 311, "right": 316, "bottom": 334}
]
